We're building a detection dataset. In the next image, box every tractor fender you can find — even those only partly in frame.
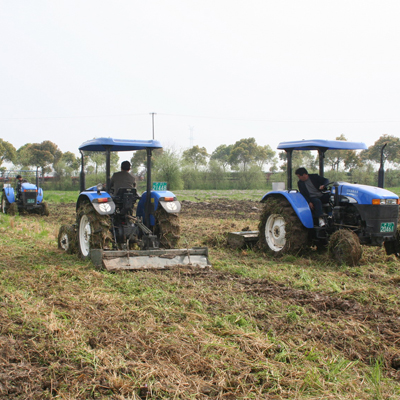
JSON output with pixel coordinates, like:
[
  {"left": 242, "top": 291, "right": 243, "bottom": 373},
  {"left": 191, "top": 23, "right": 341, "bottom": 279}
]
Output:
[
  {"left": 76, "top": 191, "right": 116, "bottom": 215},
  {"left": 137, "top": 190, "right": 181, "bottom": 226},
  {"left": 37, "top": 188, "right": 44, "bottom": 204},
  {"left": 2, "top": 187, "right": 15, "bottom": 203},
  {"left": 260, "top": 190, "right": 314, "bottom": 228}
]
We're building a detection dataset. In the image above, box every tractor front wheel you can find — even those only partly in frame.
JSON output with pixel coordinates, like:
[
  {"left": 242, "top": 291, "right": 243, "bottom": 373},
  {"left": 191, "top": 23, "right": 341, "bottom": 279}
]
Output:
[
  {"left": 384, "top": 229, "right": 400, "bottom": 258},
  {"left": 258, "top": 197, "right": 309, "bottom": 255},
  {"left": 58, "top": 224, "right": 77, "bottom": 254},
  {"left": 328, "top": 230, "right": 362, "bottom": 266}
]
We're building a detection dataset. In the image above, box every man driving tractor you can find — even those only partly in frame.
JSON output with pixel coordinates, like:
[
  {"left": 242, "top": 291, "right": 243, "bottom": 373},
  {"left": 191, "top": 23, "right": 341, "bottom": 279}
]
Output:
[{"left": 295, "top": 167, "right": 330, "bottom": 227}]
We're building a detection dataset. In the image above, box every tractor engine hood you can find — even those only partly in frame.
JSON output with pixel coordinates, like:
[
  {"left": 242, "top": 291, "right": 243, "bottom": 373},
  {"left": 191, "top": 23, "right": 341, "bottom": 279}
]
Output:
[{"left": 332, "top": 182, "right": 399, "bottom": 204}]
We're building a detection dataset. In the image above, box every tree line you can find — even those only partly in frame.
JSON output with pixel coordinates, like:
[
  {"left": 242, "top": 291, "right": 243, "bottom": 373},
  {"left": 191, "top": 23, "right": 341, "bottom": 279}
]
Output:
[{"left": 1, "top": 134, "right": 400, "bottom": 190}]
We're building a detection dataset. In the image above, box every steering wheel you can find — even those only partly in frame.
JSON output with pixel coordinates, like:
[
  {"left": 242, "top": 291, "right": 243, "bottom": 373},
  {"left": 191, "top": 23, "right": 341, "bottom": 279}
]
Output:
[{"left": 321, "top": 182, "right": 335, "bottom": 193}]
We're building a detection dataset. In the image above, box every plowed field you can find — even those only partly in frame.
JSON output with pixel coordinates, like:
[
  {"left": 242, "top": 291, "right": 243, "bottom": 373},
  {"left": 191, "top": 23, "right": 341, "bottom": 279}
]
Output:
[{"left": 1, "top": 200, "right": 400, "bottom": 399}]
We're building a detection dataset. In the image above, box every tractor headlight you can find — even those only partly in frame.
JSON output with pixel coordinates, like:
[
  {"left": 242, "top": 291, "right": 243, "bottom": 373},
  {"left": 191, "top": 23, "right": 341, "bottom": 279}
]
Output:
[
  {"left": 96, "top": 183, "right": 104, "bottom": 192},
  {"left": 372, "top": 198, "right": 399, "bottom": 205}
]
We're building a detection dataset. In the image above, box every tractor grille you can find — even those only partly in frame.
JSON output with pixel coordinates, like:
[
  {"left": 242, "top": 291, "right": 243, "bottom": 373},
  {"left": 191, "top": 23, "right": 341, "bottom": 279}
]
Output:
[{"left": 23, "top": 190, "right": 37, "bottom": 205}]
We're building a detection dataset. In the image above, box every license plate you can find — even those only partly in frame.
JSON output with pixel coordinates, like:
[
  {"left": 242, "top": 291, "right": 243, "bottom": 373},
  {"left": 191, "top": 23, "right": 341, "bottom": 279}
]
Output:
[
  {"left": 380, "top": 222, "right": 395, "bottom": 233},
  {"left": 27, "top": 199, "right": 35, "bottom": 204}
]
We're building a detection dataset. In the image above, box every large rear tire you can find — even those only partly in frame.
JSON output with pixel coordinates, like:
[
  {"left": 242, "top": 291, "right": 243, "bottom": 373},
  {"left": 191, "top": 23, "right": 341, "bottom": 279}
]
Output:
[
  {"left": 41, "top": 202, "right": 50, "bottom": 216},
  {"left": 328, "top": 229, "right": 362, "bottom": 266},
  {"left": 154, "top": 206, "right": 180, "bottom": 249},
  {"left": 58, "top": 224, "right": 77, "bottom": 254},
  {"left": 77, "top": 203, "right": 113, "bottom": 260},
  {"left": 258, "top": 196, "right": 310, "bottom": 255},
  {"left": 8, "top": 202, "right": 17, "bottom": 216}
]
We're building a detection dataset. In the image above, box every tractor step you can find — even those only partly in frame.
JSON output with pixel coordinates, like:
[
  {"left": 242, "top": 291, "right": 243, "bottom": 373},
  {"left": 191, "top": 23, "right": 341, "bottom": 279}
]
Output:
[
  {"left": 227, "top": 231, "right": 259, "bottom": 249},
  {"left": 90, "top": 247, "right": 211, "bottom": 271}
]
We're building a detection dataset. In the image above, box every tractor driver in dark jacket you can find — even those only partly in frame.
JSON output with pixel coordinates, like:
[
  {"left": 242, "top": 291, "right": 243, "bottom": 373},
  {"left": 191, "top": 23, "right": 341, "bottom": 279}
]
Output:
[
  {"left": 109, "top": 161, "right": 136, "bottom": 195},
  {"left": 295, "top": 167, "right": 330, "bottom": 227},
  {"left": 15, "top": 175, "right": 23, "bottom": 200}
]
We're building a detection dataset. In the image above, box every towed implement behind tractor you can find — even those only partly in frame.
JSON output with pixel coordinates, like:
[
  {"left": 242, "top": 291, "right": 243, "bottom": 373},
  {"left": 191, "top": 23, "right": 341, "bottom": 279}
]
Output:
[
  {"left": 229, "top": 139, "right": 400, "bottom": 265},
  {"left": 58, "top": 137, "right": 210, "bottom": 271}
]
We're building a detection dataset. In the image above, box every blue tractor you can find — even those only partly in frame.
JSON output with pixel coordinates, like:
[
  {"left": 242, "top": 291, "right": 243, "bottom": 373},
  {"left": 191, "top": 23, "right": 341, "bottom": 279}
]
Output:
[
  {"left": 256, "top": 139, "right": 400, "bottom": 265},
  {"left": 57, "top": 138, "right": 209, "bottom": 270},
  {"left": 1, "top": 171, "right": 49, "bottom": 216}
]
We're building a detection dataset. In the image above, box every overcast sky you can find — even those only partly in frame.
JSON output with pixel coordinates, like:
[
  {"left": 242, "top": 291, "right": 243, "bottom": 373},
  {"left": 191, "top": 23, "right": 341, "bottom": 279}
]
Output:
[{"left": 1, "top": 1, "right": 400, "bottom": 159}]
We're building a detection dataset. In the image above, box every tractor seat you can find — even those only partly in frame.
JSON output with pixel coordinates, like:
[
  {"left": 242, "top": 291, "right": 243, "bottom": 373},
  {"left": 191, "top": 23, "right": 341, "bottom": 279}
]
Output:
[
  {"left": 113, "top": 187, "right": 139, "bottom": 214},
  {"left": 114, "top": 187, "right": 137, "bottom": 199}
]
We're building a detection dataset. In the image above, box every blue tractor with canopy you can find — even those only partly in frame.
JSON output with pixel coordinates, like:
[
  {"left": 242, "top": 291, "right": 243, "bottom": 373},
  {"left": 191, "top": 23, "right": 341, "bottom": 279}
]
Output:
[
  {"left": 231, "top": 139, "right": 400, "bottom": 265},
  {"left": 57, "top": 138, "right": 209, "bottom": 270},
  {"left": 1, "top": 170, "right": 49, "bottom": 216}
]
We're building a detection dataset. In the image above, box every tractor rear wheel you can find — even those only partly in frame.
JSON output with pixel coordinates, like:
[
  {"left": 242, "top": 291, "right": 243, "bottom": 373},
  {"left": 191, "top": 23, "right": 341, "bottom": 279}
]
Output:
[
  {"left": 258, "top": 196, "right": 309, "bottom": 255},
  {"left": 154, "top": 207, "right": 180, "bottom": 249},
  {"left": 58, "top": 224, "right": 77, "bottom": 254},
  {"left": 77, "top": 203, "right": 113, "bottom": 260},
  {"left": 41, "top": 202, "right": 50, "bottom": 216},
  {"left": 328, "top": 229, "right": 362, "bottom": 266},
  {"left": 8, "top": 202, "right": 17, "bottom": 216}
]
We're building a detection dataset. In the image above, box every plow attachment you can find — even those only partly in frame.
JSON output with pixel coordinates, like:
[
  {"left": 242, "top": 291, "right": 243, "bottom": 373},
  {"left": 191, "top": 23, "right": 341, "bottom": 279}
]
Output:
[
  {"left": 90, "top": 247, "right": 211, "bottom": 271},
  {"left": 227, "top": 231, "right": 259, "bottom": 249}
]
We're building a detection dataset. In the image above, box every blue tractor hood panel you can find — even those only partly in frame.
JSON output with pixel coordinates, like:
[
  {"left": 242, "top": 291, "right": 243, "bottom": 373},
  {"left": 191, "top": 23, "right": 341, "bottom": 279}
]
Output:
[
  {"left": 79, "top": 137, "right": 162, "bottom": 152},
  {"left": 21, "top": 182, "right": 37, "bottom": 190},
  {"left": 277, "top": 139, "right": 367, "bottom": 151},
  {"left": 333, "top": 182, "right": 399, "bottom": 203}
]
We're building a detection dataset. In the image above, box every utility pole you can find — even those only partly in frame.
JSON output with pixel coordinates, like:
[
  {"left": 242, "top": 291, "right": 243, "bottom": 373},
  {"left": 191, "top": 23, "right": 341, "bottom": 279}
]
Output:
[
  {"left": 189, "top": 126, "right": 194, "bottom": 148},
  {"left": 149, "top": 112, "right": 156, "bottom": 140}
]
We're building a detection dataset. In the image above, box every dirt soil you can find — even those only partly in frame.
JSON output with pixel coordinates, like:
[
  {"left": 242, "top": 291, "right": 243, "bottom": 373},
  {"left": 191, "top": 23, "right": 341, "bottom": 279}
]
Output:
[
  {"left": 1, "top": 199, "right": 400, "bottom": 399},
  {"left": 180, "top": 199, "right": 262, "bottom": 220}
]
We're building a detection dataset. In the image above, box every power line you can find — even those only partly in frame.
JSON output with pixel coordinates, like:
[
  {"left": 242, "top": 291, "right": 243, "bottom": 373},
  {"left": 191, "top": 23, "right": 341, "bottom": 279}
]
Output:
[
  {"left": 0, "top": 113, "right": 148, "bottom": 121},
  {"left": 1, "top": 112, "right": 400, "bottom": 124}
]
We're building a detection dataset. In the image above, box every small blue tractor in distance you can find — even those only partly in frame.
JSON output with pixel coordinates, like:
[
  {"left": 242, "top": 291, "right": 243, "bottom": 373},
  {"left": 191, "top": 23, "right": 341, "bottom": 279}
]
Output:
[
  {"left": 1, "top": 170, "right": 49, "bottom": 216},
  {"left": 57, "top": 137, "right": 210, "bottom": 271},
  {"left": 230, "top": 139, "right": 400, "bottom": 265}
]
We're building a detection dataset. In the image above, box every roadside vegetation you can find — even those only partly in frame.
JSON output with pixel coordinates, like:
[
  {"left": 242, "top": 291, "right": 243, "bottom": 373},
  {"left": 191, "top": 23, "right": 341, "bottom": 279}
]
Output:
[
  {"left": 2, "top": 134, "right": 400, "bottom": 193},
  {"left": 44, "top": 188, "right": 400, "bottom": 205},
  {"left": 1, "top": 198, "right": 400, "bottom": 399}
]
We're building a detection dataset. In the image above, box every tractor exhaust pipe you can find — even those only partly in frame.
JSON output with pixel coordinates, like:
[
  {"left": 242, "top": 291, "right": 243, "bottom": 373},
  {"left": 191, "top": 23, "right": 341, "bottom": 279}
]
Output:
[
  {"left": 79, "top": 150, "right": 86, "bottom": 192},
  {"left": 145, "top": 147, "right": 152, "bottom": 228},
  {"left": 378, "top": 143, "right": 387, "bottom": 188}
]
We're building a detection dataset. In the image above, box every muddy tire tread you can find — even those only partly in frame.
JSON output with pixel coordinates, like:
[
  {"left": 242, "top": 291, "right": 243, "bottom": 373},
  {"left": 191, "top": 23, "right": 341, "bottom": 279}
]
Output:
[
  {"left": 258, "top": 196, "right": 309, "bottom": 255},
  {"left": 77, "top": 203, "right": 113, "bottom": 259},
  {"left": 154, "top": 207, "right": 180, "bottom": 249}
]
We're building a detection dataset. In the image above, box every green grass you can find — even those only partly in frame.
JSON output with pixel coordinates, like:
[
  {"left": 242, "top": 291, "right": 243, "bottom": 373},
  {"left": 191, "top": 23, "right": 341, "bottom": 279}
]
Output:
[
  {"left": 44, "top": 189, "right": 267, "bottom": 204},
  {"left": 44, "top": 186, "right": 400, "bottom": 204},
  {"left": 44, "top": 190, "right": 79, "bottom": 203}
]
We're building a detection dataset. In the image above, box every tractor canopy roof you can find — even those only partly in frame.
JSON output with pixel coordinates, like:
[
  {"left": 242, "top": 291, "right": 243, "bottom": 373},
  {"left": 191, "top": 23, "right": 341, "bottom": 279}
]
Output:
[
  {"left": 79, "top": 137, "right": 162, "bottom": 152},
  {"left": 277, "top": 139, "right": 367, "bottom": 151}
]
